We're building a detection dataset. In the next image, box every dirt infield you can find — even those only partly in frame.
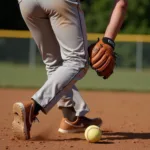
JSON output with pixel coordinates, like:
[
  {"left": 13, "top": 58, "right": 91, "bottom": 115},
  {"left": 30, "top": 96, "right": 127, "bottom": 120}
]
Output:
[{"left": 0, "top": 88, "right": 150, "bottom": 150}]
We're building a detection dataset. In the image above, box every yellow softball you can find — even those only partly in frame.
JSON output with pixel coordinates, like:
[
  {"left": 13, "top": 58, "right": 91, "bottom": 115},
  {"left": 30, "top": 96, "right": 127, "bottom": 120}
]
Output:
[{"left": 84, "top": 125, "right": 102, "bottom": 143}]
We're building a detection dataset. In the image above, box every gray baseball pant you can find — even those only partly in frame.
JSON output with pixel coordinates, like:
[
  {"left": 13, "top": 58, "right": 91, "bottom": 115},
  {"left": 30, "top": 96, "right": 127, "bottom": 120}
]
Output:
[{"left": 18, "top": 0, "right": 90, "bottom": 116}]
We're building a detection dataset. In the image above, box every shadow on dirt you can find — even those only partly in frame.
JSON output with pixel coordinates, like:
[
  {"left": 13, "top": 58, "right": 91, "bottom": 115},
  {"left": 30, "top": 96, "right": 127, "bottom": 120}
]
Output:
[
  {"left": 94, "top": 141, "right": 114, "bottom": 144},
  {"left": 31, "top": 130, "right": 150, "bottom": 143},
  {"left": 31, "top": 137, "right": 84, "bottom": 141},
  {"left": 102, "top": 130, "right": 150, "bottom": 140},
  {"left": 31, "top": 136, "right": 114, "bottom": 144}
]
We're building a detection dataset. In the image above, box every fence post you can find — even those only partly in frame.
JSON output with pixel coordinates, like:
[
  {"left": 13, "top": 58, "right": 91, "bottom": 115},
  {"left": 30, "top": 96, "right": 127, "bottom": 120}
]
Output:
[
  {"left": 29, "top": 38, "right": 36, "bottom": 68},
  {"left": 136, "top": 42, "right": 143, "bottom": 72}
]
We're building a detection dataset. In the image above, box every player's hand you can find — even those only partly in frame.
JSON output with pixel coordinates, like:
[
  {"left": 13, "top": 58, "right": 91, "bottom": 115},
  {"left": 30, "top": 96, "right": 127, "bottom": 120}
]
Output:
[{"left": 88, "top": 37, "right": 117, "bottom": 79}]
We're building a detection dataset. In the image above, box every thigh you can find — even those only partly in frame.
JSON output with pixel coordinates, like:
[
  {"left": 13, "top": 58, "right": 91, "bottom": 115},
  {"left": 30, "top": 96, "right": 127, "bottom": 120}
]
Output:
[
  {"left": 18, "top": 0, "right": 62, "bottom": 74},
  {"left": 40, "top": 0, "right": 88, "bottom": 65}
]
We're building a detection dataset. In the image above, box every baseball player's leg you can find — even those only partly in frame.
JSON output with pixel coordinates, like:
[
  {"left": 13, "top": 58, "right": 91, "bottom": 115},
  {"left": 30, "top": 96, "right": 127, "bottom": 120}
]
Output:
[
  {"left": 56, "top": 0, "right": 90, "bottom": 118},
  {"left": 57, "top": 85, "right": 90, "bottom": 117},
  {"left": 18, "top": 0, "right": 62, "bottom": 71},
  {"left": 38, "top": 0, "right": 102, "bottom": 133},
  {"left": 46, "top": 73, "right": 89, "bottom": 117},
  {"left": 50, "top": 0, "right": 90, "bottom": 118}
]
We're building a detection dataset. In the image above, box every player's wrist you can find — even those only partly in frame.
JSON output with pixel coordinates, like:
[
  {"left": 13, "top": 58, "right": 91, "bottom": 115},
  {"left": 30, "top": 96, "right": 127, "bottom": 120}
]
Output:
[{"left": 102, "top": 37, "right": 115, "bottom": 49}]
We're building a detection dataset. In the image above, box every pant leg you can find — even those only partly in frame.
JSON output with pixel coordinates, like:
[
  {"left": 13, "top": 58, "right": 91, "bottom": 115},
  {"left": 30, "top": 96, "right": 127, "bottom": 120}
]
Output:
[
  {"left": 42, "top": 0, "right": 90, "bottom": 115},
  {"left": 19, "top": 0, "right": 89, "bottom": 114},
  {"left": 47, "top": 72, "right": 89, "bottom": 116},
  {"left": 18, "top": 0, "right": 62, "bottom": 73},
  {"left": 47, "top": 70, "right": 89, "bottom": 116},
  {"left": 57, "top": 85, "right": 90, "bottom": 116}
]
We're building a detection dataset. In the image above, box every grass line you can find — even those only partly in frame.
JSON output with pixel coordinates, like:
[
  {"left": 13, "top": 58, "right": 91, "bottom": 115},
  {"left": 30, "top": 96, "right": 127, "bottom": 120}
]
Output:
[{"left": 0, "top": 63, "right": 150, "bottom": 92}]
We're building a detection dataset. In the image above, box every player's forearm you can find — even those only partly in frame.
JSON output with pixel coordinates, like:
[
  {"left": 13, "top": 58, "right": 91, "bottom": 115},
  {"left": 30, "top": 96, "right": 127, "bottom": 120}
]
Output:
[{"left": 104, "top": 0, "right": 128, "bottom": 40}]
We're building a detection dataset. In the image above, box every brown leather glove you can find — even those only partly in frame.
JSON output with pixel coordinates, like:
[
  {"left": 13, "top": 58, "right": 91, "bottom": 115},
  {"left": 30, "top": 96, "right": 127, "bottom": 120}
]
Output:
[{"left": 88, "top": 37, "right": 117, "bottom": 79}]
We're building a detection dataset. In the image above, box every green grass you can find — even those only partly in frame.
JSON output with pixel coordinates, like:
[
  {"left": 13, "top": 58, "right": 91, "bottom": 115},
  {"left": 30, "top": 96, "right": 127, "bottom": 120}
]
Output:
[
  {"left": 0, "top": 63, "right": 46, "bottom": 88},
  {"left": 80, "top": 69, "right": 150, "bottom": 92},
  {"left": 0, "top": 63, "right": 150, "bottom": 92}
]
